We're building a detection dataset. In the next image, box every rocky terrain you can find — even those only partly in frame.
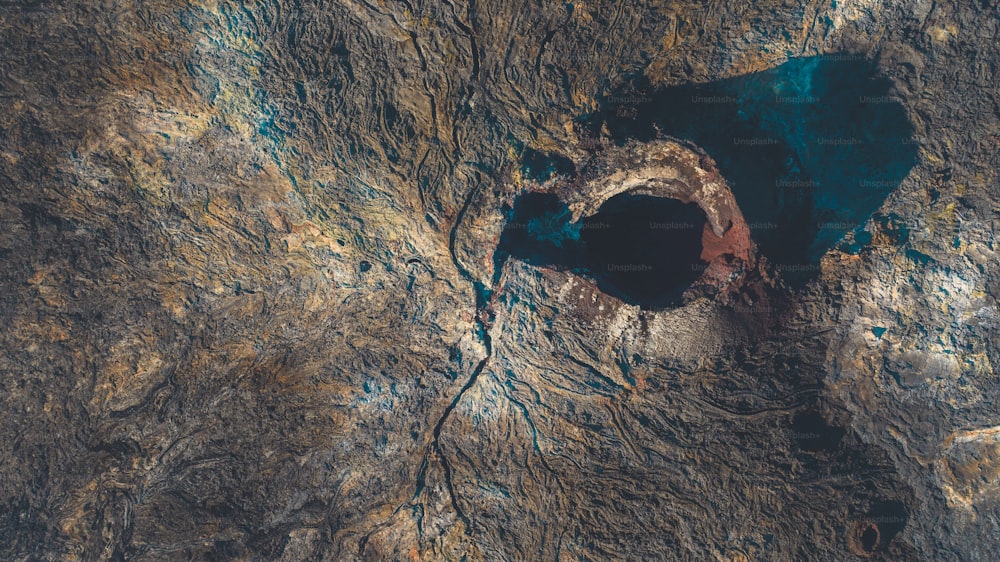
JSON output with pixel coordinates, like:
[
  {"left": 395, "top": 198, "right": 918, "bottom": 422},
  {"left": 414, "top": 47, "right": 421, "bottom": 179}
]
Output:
[{"left": 0, "top": 0, "right": 998, "bottom": 560}]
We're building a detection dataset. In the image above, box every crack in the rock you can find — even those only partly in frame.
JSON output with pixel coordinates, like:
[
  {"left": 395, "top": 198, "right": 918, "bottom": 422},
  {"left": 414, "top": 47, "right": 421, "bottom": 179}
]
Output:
[
  {"left": 413, "top": 168, "right": 497, "bottom": 530},
  {"left": 406, "top": 165, "right": 497, "bottom": 536},
  {"left": 421, "top": 353, "right": 490, "bottom": 529},
  {"left": 444, "top": 0, "right": 480, "bottom": 160},
  {"left": 357, "top": 163, "right": 497, "bottom": 553},
  {"left": 534, "top": 5, "right": 574, "bottom": 75},
  {"left": 444, "top": 0, "right": 480, "bottom": 83}
]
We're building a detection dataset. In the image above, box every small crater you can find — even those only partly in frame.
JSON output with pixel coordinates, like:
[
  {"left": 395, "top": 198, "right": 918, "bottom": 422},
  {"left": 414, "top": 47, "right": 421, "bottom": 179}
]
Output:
[
  {"left": 861, "top": 524, "right": 879, "bottom": 551},
  {"left": 848, "top": 519, "right": 882, "bottom": 557}
]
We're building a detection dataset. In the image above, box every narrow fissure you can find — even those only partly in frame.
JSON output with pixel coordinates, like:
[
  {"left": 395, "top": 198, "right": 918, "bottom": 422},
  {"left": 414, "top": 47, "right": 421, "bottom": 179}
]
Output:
[{"left": 406, "top": 172, "right": 497, "bottom": 534}]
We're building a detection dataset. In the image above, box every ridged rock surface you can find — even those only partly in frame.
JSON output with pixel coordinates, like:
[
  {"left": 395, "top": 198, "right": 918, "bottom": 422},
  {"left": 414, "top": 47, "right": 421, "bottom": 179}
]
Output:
[{"left": 0, "top": 0, "right": 997, "bottom": 560}]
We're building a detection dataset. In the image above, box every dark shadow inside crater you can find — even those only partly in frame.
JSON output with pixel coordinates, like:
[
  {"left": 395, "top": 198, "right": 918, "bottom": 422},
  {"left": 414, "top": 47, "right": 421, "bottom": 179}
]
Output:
[
  {"left": 496, "top": 192, "right": 706, "bottom": 308},
  {"left": 861, "top": 525, "right": 880, "bottom": 552},
  {"left": 867, "top": 500, "right": 908, "bottom": 548},
  {"left": 585, "top": 55, "right": 918, "bottom": 286},
  {"left": 582, "top": 194, "right": 706, "bottom": 308}
]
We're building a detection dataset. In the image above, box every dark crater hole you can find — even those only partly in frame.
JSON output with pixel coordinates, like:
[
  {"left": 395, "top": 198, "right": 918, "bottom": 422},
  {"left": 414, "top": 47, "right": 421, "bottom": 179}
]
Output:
[
  {"left": 496, "top": 192, "right": 707, "bottom": 308},
  {"left": 586, "top": 55, "right": 918, "bottom": 286},
  {"left": 861, "top": 525, "right": 880, "bottom": 552},
  {"left": 867, "top": 500, "right": 908, "bottom": 547}
]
